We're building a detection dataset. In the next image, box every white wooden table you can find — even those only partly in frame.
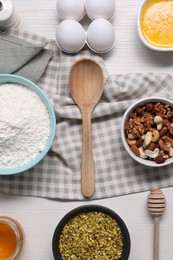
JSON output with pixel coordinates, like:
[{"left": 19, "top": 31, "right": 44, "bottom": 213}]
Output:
[{"left": 1, "top": 1, "right": 173, "bottom": 259}]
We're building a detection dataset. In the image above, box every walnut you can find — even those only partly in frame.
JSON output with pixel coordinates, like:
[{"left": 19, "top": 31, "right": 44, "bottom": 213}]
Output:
[
  {"left": 167, "top": 110, "right": 173, "bottom": 118},
  {"left": 157, "top": 112, "right": 168, "bottom": 119},
  {"left": 125, "top": 118, "right": 145, "bottom": 138},
  {"left": 154, "top": 103, "right": 173, "bottom": 118},
  {"left": 129, "top": 112, "right": 137, "bottom": 119},
  {"left": 139, "top": 113, "right": 155, "bottom": 132},
  {"left": 154, "top": 102, "right": 164, "bottom": 112},
  {"left": 158, "top": 135, "right": 173, "bottom": 152},
  {"left": 158, "top": 140, "right": 170, "bottom": 152},
  {"left": 161, "top": 135, "right": 173, "bottom": 146},
  {"left": 168, "top": 123, "right": 173, "bottom": 135}
]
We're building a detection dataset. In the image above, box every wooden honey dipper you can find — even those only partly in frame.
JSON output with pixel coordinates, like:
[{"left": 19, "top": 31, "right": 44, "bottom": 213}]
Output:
[{"left": 147, "top": 189, "right": 166, "bottom": 260}]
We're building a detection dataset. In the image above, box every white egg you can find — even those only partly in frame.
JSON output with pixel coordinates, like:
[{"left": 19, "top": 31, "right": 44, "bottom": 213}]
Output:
[
  {"left": 56, "top": 0, "right": 85, "bottom": 21},
  {"left": 86, "top": 0, "right": 115, "bottom": 20},
  {"left": 56, "top": 20, "right": 86, "bottom": 53},
  {"left": 87, "top": 18, "right": 115, "bottom": 53}
]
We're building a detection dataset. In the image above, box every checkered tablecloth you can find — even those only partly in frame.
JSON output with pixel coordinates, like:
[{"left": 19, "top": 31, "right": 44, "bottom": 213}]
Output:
[{"left": 1, "top": 29, "right": 173, "bottom": 200}]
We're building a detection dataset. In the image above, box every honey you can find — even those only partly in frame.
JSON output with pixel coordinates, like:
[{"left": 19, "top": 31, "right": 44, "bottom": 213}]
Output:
[
  {"left": 0, "top": 217, "right": 24, "bottom": 260},
  {"left": 141, "top": 0, "right": 173, "bottom": 48}
]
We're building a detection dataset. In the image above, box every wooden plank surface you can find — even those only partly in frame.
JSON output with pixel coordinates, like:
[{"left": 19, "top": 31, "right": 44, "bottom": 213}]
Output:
[{"left": 1, "top": 1, "right": 173, "bottom": 259}]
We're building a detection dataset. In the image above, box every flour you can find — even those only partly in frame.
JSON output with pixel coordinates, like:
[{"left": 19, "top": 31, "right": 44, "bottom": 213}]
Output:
[{"left": 0, "top": 83, "right": 51, "bottom": 168}]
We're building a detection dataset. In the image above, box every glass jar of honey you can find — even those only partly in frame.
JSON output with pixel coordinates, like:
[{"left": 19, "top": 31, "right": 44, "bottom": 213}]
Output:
[{"left": 0, "top": 216, "right": 24, "bottom": 260}]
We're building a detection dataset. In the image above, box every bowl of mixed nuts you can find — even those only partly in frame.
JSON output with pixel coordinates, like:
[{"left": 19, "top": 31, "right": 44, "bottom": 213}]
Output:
[
  {"left": 52, "top": 205, "right": 131, "bottom": 260},
  {"left": 121, "top": 96, "right": 173, "bottom": 167}
]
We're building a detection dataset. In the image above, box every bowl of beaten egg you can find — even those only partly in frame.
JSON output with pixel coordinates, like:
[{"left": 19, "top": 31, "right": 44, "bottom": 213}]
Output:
[
  {"left": 137, "top": 0, "right": 173, "bottom": 51},
  {"left": 0, "top": 74, "right": 56, "bottom": 175}
]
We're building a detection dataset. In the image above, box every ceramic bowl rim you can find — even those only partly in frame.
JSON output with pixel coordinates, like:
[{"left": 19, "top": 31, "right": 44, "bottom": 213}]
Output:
[
  {"left": 121, "top": 96, "right": 173, "bottom": 167},
  {"left": 0, "top": 74, "right": 56, "bottom": 175},
  {"left": 137, "top": 0, "right": 173, "bottom": 52},
  {"left": 52, "top": 204, "right": 131, "bottom": 260}
]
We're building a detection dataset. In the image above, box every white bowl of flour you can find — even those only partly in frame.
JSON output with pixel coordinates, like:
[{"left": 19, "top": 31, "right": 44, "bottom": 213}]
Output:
[{"left": 0, "top": 74, "right": 56, "bottom": 175}]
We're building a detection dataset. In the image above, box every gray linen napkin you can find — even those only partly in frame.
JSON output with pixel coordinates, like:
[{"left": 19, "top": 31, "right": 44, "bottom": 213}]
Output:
[
  {"left": 1, "top": 30, "right": 173, "bottom": 200},
  {"left": 0, "top": 31, "right": 52, "bottom": 82}
]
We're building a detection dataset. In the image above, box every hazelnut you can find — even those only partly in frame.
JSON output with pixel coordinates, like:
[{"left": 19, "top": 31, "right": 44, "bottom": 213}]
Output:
[
  {"left": 155, "top": 155, "right": 166, "bottom": 164},
  {"left": 135, "top": 107, "right": 143, "bottom": 116},
  {"left": 146, "top": 103, "right": 154, "bottom": 112}
]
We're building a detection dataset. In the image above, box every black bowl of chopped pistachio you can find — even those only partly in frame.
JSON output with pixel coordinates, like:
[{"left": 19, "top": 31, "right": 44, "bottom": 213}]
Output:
[{"left": 52, "top": 205, "right": 131, "bottom": 260}]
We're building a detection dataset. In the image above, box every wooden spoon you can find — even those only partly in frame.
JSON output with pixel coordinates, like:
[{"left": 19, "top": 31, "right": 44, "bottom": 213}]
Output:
[
  {"left": 147, "top": 189, "right": 166, "bottom": 260},
  {"left": 69, "top": 58, "right": 104, "bottom": 198}
]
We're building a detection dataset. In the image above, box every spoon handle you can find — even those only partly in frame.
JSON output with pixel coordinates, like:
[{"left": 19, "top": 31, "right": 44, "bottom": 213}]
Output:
[
  {"left": 81, "top": 108, "right": 95, "bottom": 198},
  {"left": 154, "top": 217, "right": 160, "bottom": 260}
]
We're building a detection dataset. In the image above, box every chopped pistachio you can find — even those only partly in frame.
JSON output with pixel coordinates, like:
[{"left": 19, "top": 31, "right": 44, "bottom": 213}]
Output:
[{"left": 59, "top": 211, "right": 123, "bottom": 260}]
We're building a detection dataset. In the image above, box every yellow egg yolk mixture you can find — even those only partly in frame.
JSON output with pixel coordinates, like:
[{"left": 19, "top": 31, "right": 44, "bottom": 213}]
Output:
[
  {"left": 0, "top": 223, "right": 17, "bottom": 260},
  {"left": 141, "top": 0, "right": 173, "bottom": 48}
]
